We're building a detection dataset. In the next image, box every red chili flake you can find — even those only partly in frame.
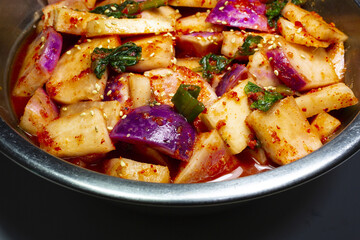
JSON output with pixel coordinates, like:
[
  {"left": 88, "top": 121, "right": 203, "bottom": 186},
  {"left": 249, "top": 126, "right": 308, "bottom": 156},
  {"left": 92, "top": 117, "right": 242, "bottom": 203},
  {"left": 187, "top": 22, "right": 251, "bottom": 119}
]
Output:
[
  {"left": 228, "top": 91, "right": 240, "bottom": 101},
  {"left": 271, "top": 131, "right": 281, "bottom": 143},
  {"left": 216, "top": 120, "right": 226, "bottom": 130}
]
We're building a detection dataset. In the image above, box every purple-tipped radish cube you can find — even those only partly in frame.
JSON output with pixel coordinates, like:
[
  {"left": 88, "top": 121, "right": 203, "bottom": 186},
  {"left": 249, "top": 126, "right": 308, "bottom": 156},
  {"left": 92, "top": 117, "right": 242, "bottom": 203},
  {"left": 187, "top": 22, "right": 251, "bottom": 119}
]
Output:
[
  {"left": 13, "top": 27, "right": 63, "bottom": 97},
  {"left": 110, "top": 105, "right": 196, "bottom": 161},
  {"left": 206, "top": 0, "right": 270, "bottom": 32},
  {"left": 266, "top": 49, "right": 307, "bottom": 91},
  {"left": 215, "top": 64, "right": 249, "bottom": 97}
]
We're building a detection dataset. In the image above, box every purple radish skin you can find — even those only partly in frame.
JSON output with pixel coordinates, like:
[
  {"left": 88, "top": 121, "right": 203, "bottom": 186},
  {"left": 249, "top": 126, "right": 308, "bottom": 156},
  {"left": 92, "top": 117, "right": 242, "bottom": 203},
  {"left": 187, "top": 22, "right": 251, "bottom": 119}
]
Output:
[
  {"left": 206, "top": 0, "right": 270, "bottom": 32},
  {"left": 215, "top": 64, "right": 248, "bottom": 97},
  {"left": 110, "top": 105, "right": 196, "bottom": 161},
  {"left": 266, "top": 48, "right": 307, "bottom": 91},
  {"left": 13, "top": 27, "right": 63, "bottom": 97}
]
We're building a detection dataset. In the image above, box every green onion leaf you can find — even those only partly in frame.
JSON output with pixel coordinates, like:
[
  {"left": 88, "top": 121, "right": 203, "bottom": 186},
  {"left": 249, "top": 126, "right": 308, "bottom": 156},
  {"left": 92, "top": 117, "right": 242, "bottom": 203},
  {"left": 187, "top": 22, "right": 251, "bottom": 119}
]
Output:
[
  {"left": 199, "top": 54, "right": 231, "bottom": 81},
  {"left": 266, "top": 0, "right": 308, "bottom": 28},
  {"left": 244, "top": 81, "right": 263, "bottom": 94},
  {"left": 91, "top": 42, "right": 142, "bottom": 79},
  {"left": 245, "top": 82, "right": 284, "bottom": 112},
  {"left": 236, "top": 35, "right": 263, "bottom": 56},
  {"left": 90, "top": 0, "right": 167, "bottom": 19},
  {"left": 171, "top": 84, "right": 205, "bottom": 122},
  {"left": 266, "top": 0, "right": 287, "bottom": 28}
]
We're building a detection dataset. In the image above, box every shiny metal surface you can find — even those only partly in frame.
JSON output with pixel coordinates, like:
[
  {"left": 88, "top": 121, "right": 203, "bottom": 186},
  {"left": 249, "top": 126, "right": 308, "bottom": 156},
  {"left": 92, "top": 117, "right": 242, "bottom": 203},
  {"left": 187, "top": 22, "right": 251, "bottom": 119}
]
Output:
[{"left": 0, "top": 0, "right": 359, "bottom": 207}]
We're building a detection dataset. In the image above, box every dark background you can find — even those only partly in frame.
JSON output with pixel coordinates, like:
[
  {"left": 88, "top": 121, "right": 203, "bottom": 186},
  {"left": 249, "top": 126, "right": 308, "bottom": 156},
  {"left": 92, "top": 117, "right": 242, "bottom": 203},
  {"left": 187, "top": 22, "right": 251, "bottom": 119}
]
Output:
[{"left": 0, "top": 150, "right": 359, "bottom": 240}]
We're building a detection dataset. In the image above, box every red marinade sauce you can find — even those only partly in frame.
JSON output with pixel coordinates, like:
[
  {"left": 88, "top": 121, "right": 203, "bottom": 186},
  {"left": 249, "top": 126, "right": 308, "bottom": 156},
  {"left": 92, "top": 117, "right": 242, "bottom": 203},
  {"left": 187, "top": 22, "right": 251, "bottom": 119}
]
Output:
[{"left": 10, "top": 28, "right": 277, "bottom": 183}]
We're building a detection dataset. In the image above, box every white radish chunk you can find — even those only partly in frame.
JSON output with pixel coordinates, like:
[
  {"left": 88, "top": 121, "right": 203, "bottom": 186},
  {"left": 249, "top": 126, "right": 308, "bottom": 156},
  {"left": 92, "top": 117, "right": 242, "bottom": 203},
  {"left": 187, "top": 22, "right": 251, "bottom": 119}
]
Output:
[
  {"left": 128, "top": 74, "right": 152, "bottom": 108},
  {"left": 125, "top": 35, "right": 175, "bottom": 72},
  {"left": 295, "top": 83, "right": 359, "bottom": 118},
  {"left": 20, "top": 88, "right": 59, "bottom": 136},
  {"left": 282, "top": 2, "right": 348, "bottom": 43},
  {"left": 44, "top": 7, "right": 106, "bottom": 35},
  {"left": 13, "top": 28, "right": 62, "bottom": 97},
  {"left": 246, "top": 96, "right": 322, "bottom": 165},
  {"left": 176, "top": 32, "right": 223, "bottom": 57},
  {"left": 200, "top": 79, "right": 253, "bottom": 155},
  {"left": 176, "top": 58, "right": 201, "bottom": 70},
  {"left": 46, "top": 36, "right": 121, "bottom": 104},
  {"left": 270, "top": 37, "right": 340, "bottom": 91},
  {"left": 310, "top": 112, "right": 341, "bottom": 143},
  {"left": 277, "top": 17, "right": 330, "bottom": 48},
  {"left": 247, "top": 50, "right": 282, "bottom": 88},
  {"left": 104, "top": 158, "right": 171, "bottom": 183},
  {"left": 38, "top": 108, "right": 115, "bottom": 158},
  {"left": 145, "top": 65, "right": 217, "bottom": 108},
  {"left": 86, "top": 18, "right": 173, "bottom": 37},
  {"left": 327, "top": 42, "right": 346, "bottom": 80},
  {"left": 60, "top": 101, "right": 122, "bottom": 130},
  {"left": 174, "top": 130, "right": 240, "bottom": 184},
  {"left": 175, "top": 12, "right": 225, "bottom": 34},
  {"left": 140, "top": 6, "right": 182, "bottom": 27}
]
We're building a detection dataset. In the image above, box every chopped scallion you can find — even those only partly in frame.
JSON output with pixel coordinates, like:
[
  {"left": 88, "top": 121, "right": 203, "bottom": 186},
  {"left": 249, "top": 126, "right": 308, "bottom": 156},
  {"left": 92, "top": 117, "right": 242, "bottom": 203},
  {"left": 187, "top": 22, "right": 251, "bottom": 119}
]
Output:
[
  {"left": 171, "top": 84, "right": 205, "bottom": 122},
  {"left": 245, "top": 82, "right": 284, "bottom": 112}
]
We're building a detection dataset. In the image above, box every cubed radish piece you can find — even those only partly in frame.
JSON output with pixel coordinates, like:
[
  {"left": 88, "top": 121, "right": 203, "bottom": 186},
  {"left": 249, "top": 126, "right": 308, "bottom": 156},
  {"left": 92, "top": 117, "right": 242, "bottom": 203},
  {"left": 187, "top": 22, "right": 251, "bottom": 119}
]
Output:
[
  {"left": 104, "top": 158, "right": 171, "bottom": 183},
  {"left": 200, "top": 79, "right": 253, "bottom": 155},
  {"left": 221, "top": 31, "right": 247, "bottom": 59},
  {"left": 246, "top": 96, "right": 322, "bottom": 165},
  {"left": 176, "top": 58, "right": 201, "bottom": 70},
  {"left": 13, "top": 28, "right": 62, "bottom": 97},
  {"left": 125, "top": 35, "right": 175, "bottom": 72},
  {"left": 247, "top": 50, "right": 282, "bottom": 88},
  {"left": 86, "top": 17, "right": 173, "bottom": 37},
  {"left": 327, "top": 42, "right": 345, "bottom": 80},
  {"left": 310, "top": 112, "right": 341, "bottom": 143},
  {"left": 221, "top": 31, "right": 274, "bottom": 59},
  {"left": 206, "top": 0, "right": 270, "bottom": 32},
  {"left": 19, "top": 88, "right": 59, "bottom": 136},
  {"left": 60, "top": 101, "right": 122, "bottom": 130},
  {"left": 266, "top": 37, "right": 340, "bottom": 91},
  {"left": 169, "top": 0, "right": 217, "bottom": 8},
  {"left": 282, "top": 2, "right": 348, "bottom": 43},
  {"left": 110, "top": 105, "right": 196, "bottom": 161},
  {"left": 38, "top": 108, "right": 115, "bottom": 157},
  {"left": 176, "top": 32, "right": 223, "bottom": 57},
  {"left": 140, "top": 6, "right": 182, "bottom": 28},
  {"left": 46, "top": 36, "right": 121, "bottom": 104},
  {"left": 103, "top": 73, "right": 131, "bottom": 105},
  {"left": 266, "top": 48, "right": 307, "bottom": 91},
  {"left": 174, "top": 130, "right": 240, "bottom": 183},
  {"left": 128, "top": 74, "right": 152, "bottom": 108},
  {"left": 145, "top": 65, "right": 217, "bottom": 108},
  {"left": 295, "top": 83, "right": 359, "bottom": 118},
  {"left": 43, "top": 7, "right": 106, "bottom": 36},
  {"left": 277, "top": 17, "right": 330, "bottom": 48},
  {"left": 175, "top": 12, "right": 225, "bottom": 35},
  {"left": 215, "top": 64, "right": 248, "bottom": 97}
]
